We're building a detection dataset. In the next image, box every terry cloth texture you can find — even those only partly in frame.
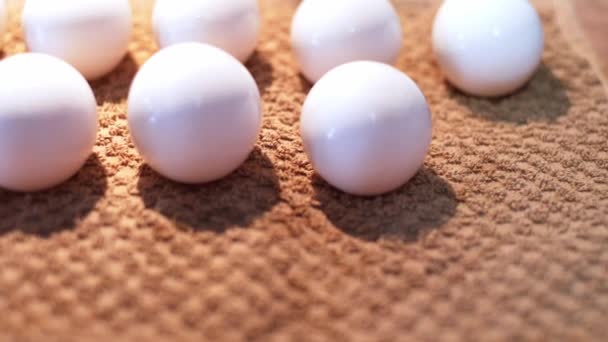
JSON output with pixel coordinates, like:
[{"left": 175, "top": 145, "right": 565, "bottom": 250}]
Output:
[{"left": 1, "top": 0, "right": 607, "bottom": 341}]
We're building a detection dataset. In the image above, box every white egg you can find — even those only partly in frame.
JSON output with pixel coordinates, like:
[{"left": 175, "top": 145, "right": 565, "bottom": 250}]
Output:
[
  {"left": 300, "top": 61, "right": 432, "bottom": 196},
  {"left": 22, "top": 0, "right": 132, "bottom": 80},
  {"left": 153, "top": 0, "right": 260, "bottom": 63},
  {"left": 128, "top": 43, "right": 262, "bottom": 184},
  {"left": 432, "top": 0, "right": 544, "bottom": 97},
  {"left": 0, "top": 54, "right": 98, "bottom": 192},
  {"left": 291, "top": 0, "right": 403, "bottom": 83}
]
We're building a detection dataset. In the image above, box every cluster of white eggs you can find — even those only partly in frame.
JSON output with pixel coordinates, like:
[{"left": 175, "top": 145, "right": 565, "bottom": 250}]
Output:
[{"left": 0, "top": 0, "right": 544, "bottom": 195}]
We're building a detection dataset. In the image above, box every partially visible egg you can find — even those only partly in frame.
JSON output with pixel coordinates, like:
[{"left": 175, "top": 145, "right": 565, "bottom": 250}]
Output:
[
  {"left": 153, "top": 0, "right": 260, "bottom": 63},
  {"left": 433, "top": 0, "right": 544, "bottom": 97},
  {"left": 291, "top": 0, "right": 403, "bottom": 83},
  {"left": 22, "top": 0, "right": 132, "bottom": 80},
  {"left": 0, "top": 54, "right": 98, "bottom": 192}
]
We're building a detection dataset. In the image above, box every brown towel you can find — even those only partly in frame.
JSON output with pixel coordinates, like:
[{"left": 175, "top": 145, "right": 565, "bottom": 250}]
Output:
[{"left": 1, "top": 0, "right": 607, "bottom": 340}]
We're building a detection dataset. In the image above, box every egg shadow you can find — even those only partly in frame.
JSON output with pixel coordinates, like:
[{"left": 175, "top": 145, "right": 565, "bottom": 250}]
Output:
[
  {"left": 90, "top": 53, "right": 139, "bottom": 104},
  {"left": 313, "top": 167, "right": 458, "bottom": 242},
  {"left": 449, "top": 63, "right": 571, "bottom": 124},
  {"left": 298, "top": 73, "right": 313, "bottom": 93},
  {"left": 136, "top": 147, "right": 280, "bottom": 233},
  {"left": 0, "top": 154, "right": 108, "bottom": 237},
  {"left": 246, "top": 51, "right": 274, "bottom": 95}
]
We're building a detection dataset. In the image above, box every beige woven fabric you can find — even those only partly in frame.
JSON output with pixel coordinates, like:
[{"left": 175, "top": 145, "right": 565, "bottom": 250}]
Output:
[{"left": 0, "top": 0, "right": 607, "bottom": 341}]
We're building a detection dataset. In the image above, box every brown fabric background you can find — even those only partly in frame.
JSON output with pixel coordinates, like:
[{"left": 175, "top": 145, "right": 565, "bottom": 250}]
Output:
[
  {"left": 1, "top": 0, "right": 607, "bottom": 341},
  {"left": 573, "top": 0, "right": 608, "bottom": 78}
]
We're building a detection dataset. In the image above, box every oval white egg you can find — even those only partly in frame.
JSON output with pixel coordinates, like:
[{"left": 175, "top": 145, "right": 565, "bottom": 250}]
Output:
[
  {"left": 0, "top": 54, "right": 98, "bottom": 192},
  {"left": 128, "top": 43, "right": 262, "bottom": 184},
  {"left": 291, "top": 0, "right": 403, "bottom": 83},
  {"left": 153, "top": 0, "right": 260, "bottom": 63},
  {"left": 300, "top": 61, "right": 432, "bottom": 196},
  {"left": 22, "top": 0, "right": 132, "bottom": 80},
  {"left": 432, "top": 0, "right": 544, "bottom": 97}
]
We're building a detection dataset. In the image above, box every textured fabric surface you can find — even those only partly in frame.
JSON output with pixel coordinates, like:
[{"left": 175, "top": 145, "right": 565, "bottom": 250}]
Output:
[
  {"left": 1, "top": 0, "right": 607, "bottom": 341},
  {"left": 573, "top": 0, "right": 608, "bottom": 78}
]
